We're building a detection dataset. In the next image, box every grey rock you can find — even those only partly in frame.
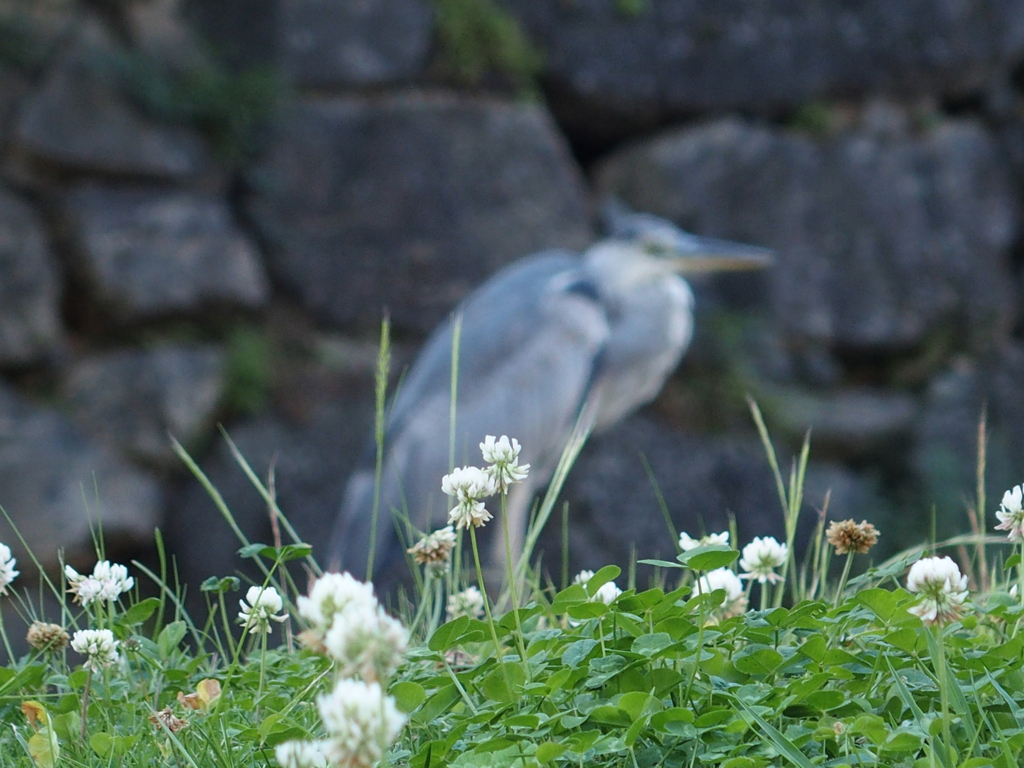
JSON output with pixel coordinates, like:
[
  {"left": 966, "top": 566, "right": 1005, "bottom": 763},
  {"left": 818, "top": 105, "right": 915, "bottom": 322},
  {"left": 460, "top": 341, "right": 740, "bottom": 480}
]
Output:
[
  {"left": 0, "top": 382, "right": 162, "bottom": 571},
  {"left": 248, "top": 93, "right": 594, "bottom": 333},
  {"left": 758, "top": 385, "right": 918, "bottom": 460},
  {"left": 912, "top": 347, "right": 1024, "bottom": 539},
  {"left": 13, "top": 21, "right": 211, "bottom": 177},
  {"left": 184, "top": 0, "right": 433, "bottom": 85},
  {"left": 127, "top": 0, "right": 213, "bottom": 73},
  {"left": 64, "top": 344, "right": 226, "bottom": 467},
  {"left": 506, "top": 0, "right": 1024, "bottom": 145},
  {"left": 181, "top": 0, "right": 278, "bottom": 71},
  {"left": 61, "top": 183, "right": 268, "bottom": 323},
  {"left": 0, "top": 0, "right": 79, "bottom": 68},
  {"left": 536, "top": 414, "right": 887, "bottom": 584},
  {"left": 280, "top": 0, "right": 433, "bottom": 87},
  {"left": 596, "top": 115, "right": 1018, "bottom": 356},
  {"left": 0, "top": 187, "right": 62, "bottom": 366},
  {"left": 0, "top": 65, "right": 30, "bottom": 146},
  {"left": 165, "top": 399, "right": 375, "bottom": 616}
]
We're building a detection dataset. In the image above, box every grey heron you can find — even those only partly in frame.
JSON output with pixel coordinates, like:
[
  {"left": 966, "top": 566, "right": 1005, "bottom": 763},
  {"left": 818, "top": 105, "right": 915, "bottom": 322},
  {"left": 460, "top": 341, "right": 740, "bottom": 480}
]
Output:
[{"left": 327, "top": 203, "right": 772, "bottom": 592}]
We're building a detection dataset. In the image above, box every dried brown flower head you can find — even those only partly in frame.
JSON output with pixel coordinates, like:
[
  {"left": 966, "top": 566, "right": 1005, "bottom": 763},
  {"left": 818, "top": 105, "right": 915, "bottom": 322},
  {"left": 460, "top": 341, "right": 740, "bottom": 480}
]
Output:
[
  {"left": 826, "top": 519, "right": 879, "bottom": 555},
  {"left": 150, "top": 707, "right": 188, "bottom": 733},
  {"left": 26, "top": 621, "right": 69, "bottom": 652},
  {"left": 407, "top": 526, "right": 457, "bottom": 568}
]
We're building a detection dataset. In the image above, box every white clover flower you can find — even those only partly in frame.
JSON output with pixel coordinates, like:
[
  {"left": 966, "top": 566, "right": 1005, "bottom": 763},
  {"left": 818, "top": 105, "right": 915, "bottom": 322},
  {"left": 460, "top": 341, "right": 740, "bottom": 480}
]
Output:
[
  {"left": 323, "top": 602, "right": 410, "bottom": 682},
  {"left": 697, "top": 567, "right": 747, "bottom": 619},
  {"left": 442, "top": 465, "right": 496, "bottom": 530},
  {"left": 995, "top": 484, "right": 1024, "bottom": 542},
  {"left": 572, "top": 570, "right": 621, "bottom": 604},
  {"left": 906, "top": 556, "right": 969, "bottom": 626},
  {"left": 65, "top": 560, "right": 134, "bottom": 606},
  {"left": 0, "top": 543, "right": 18, "bottom": 595},
  {"left": 70, "top": 628, "right": 120, "bottom": 672},
  {"left": 572, "top": 570, "right": 595, "bottom": 586},
  {"left": 317, "top": 679, "right": 406, "bottom": 768},
  {"left": 480, "top": 435, "right": 530, "bottom": 493},
  {"left": 593, "top": 581, "right": 622, "bottom": 604},
  {"left": 297, "top": 572, "right": 378, "bottom": 635},
  {"left": 678, "top": 530, "right": 730, "bottom": 552},
  {"left": 276, "top": 739, "right": 331, "bottom": 768},
  {"left": 447, "top": 586, "right": 485, "bottom": 620},
  {"left": 739, "top": 536, "right": 788, "bottom": 584},
  {"left": 238, "top": 585, "right": 288, "bottom": 634}
]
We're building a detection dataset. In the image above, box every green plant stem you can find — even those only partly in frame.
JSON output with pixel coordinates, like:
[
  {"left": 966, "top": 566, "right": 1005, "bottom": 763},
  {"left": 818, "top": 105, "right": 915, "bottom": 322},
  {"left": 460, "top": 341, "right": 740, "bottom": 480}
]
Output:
[
  {"left": 410, "top": 570, "right": 434, "bottom": 635},
  {"left": 500, "top": 491, "right": 530, "bottom": 677},
  {"left": 932, "top": 624, "right": 954, "bottom": 764},
  {"left": 682, "top": 599, "right": 708, "bottom": 704},
  {"left": 0, "top": 611, "right": 13, "bottom": 664},
  {"left": 834, "top": 552, "right": 855, "bottom": 610},
  {"left": 80, "top": 670, "right": 91, "bottom": 741},
  {"left": 1018, "top": 540, "right": 1024, "bottom": 611},
  {"left": 469, "top": 526, "right": 513, "bottom": 692},
  {"left": 255, "top": 630, "right": 267, "bottom": 722}
]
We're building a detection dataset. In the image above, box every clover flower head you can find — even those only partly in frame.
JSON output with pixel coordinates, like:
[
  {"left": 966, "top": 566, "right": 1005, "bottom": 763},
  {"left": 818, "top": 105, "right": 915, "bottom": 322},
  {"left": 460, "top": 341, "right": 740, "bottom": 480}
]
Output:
[
  {"left": 442, "top": 466, "right": 497, "bottom": 530},
  {"left": 316, "top": 679, "right": 406, "bottom": 768},
  {"left": 408, "top": 526, "right": 457, "bottom": 572},
  {"left": 697, "top": 567, "right": 747, "bottom": 619},
  {"left": 238, "top": 585, "right": 288, "bottom": 634},
  {"left": 480, "top": 435, "right": 530, "bottom": 492},
  {"left": 276, "top": 739, "right": 331, "bottom": 768},
  {"left": 65, "top": 560, "right": 133, "bottom": 606},
  {"left": 739, "top": 536, "right": 788, "bottom": 584},
  {"left": 26, "top": 621, "right": 69, "bottom": 652},
  {"left": 572, "top": 570, "right": 621, "bottom": 604},
  {"left": 70, "top": 628, "right": 120, "bottom": 672},
  {"left": 995, "top": 484, "right": 1024, "bottom": 542},
  {"left": 297, "top": 572, "right": 378, "bottom": 634},
  {"left": 572, "top": 570, "right": 595, "bottom": 586},
  {"left": 826, "top": 519, "right": 880, "bottom": 555},
  {"left": 441, "top": 465, "right": 496, "bottom": 502},
  {"left": 323, "top": 602, "right": 410, "bottom": 682},
  {"left": 906, "top": 556, "right": 969, "bottom": 625},
  {"left": 678, "top": 530, "right": 729, "bottom": 552},
  {"left": 0, "top": 542, "right": 18, "bottom": 595},
  {"left": 447, "top": 586, "right": 485, "bottom": 620},
  {"left": 593, "top": 581, "right": 622, "bottom": 604}
]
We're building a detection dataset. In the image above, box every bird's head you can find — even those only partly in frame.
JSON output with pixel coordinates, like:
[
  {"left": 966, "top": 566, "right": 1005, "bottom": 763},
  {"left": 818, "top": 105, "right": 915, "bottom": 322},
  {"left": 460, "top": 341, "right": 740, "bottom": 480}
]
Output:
[{"left": 585, "top": 200, "right": 774, "bottom": 288}]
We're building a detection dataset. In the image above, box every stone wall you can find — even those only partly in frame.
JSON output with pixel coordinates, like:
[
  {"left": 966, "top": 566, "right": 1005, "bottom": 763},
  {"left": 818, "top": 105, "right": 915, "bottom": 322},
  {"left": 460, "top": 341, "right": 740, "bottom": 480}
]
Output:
[{"left": 1, "top": 0, "right": 1023, "bottom": 602}]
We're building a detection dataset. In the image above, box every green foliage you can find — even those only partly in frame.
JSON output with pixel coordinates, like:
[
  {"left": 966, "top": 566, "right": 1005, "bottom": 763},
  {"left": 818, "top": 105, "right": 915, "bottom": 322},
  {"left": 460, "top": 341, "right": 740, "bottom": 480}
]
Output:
[
  {"left": 787, "top": 102, "right": 834, "bottom": 137},
  {"left": 222, "top": 326, "right": 273, "bottom": 416},
  {"left": 0, "top": 13, "right": 54, "bottom": 73},
  {"left": 432, "top": 0, "right": 543, "bottom": 94},
  {"left": 614, "top": 0, "right": 649, "bottom": 19},
  {"left": 110, "top": 50, "right": 283, "bottom": 168},
  {"left": 2, "top": 415, "right": 1023, "bottom": 768}
]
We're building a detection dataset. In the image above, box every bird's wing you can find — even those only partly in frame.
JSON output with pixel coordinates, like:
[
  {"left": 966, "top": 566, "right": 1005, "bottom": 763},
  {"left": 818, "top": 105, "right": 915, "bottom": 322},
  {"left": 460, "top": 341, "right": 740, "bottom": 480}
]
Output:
[{"left": 328, "top": 251, "right": 611, "bottom": 589}]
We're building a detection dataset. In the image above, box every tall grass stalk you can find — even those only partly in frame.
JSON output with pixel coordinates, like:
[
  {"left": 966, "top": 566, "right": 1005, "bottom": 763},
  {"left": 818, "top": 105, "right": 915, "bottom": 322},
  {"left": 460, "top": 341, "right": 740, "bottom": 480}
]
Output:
[
  {"left": 367, "top": 316, "right": 392, "bottom": 583},
  {"left": 513, "top": 418, "right": 592, "bottom": 589},
  {"left": 974, "top": 408, "right": 989, "bottom": 592},
  {"left": 449, "top": 314, "right": 464, "bottom": 594},
  {"left": 748, "top": 397, "right": 809, "bottom": 605},
  {"left": 499, "top": 490, "right": 530, "bottom": 676}
]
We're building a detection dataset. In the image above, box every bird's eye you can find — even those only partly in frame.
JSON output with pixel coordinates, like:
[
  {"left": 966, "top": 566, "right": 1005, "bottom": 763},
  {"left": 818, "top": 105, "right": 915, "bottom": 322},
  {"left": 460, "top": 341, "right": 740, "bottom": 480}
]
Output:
[{"left": 642, "top": 239, "right": 667, "bottom": 256}]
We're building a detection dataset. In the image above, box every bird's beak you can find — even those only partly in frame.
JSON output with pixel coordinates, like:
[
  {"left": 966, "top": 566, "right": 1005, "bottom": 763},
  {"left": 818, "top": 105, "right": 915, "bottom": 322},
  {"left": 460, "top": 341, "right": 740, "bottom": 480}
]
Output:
[{"left": 669, "top": 236, "right": 775, "bottom": 274}]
